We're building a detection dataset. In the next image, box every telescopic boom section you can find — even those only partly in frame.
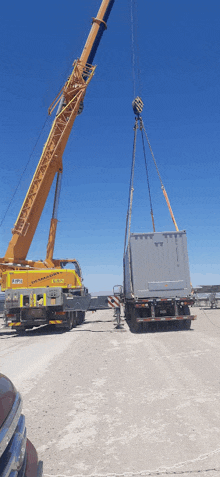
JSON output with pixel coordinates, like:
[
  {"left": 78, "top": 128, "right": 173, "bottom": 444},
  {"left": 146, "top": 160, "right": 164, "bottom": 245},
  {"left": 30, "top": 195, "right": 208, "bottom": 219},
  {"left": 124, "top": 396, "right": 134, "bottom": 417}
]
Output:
[{"left": 4, "top": 0, "right": 115, "bottom": 263}]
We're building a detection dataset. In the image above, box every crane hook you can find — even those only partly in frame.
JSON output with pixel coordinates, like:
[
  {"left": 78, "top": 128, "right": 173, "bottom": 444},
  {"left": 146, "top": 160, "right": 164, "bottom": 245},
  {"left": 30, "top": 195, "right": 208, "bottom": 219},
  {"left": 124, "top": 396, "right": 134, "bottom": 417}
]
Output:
[{"left": 132, "top": 96, "right": 144, "bottom": 116}]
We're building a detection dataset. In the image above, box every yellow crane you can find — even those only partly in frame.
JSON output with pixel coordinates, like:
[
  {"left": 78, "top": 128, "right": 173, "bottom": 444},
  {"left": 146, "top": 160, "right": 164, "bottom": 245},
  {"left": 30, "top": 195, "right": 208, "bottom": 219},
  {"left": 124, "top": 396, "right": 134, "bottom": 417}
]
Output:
[
  {"left": 1, "top": 0, "right": 115, "bottom": 331},
  {"left": 1, "top": 0, "right": 114, "bottom": 283}
]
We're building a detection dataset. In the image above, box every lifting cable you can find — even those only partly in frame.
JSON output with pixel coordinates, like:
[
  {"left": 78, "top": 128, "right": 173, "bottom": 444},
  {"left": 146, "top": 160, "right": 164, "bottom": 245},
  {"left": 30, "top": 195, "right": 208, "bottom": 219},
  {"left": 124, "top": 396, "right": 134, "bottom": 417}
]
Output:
[
  {"left": 124, "top": 96, "right": 180, "bottom": 262},
  {"left": 123, "top": 115, "right": 139, "bottom": 296},
  {"left": 140, "top": 119, "right": 155, "bottom": 232},
  {"left": 128, "top": 1, "right": 156, "bottom": 237},
  {"left": 124, "top": 116, "right": 139, "bottom": 256},
  {"left": 130, "top": 0, "right": 142, "bottom": 100},
  {"left": 141, "top": 119, "right": 179, "bottom": 232},
  {"left": 124, "top": 105, "right": 156, "bottom": 253},
  {"left": 129, "top": 0, "right": 179, "bottom": 234},
  {"left": 130, "top": 0, "right": 136, "bottom": 99}
]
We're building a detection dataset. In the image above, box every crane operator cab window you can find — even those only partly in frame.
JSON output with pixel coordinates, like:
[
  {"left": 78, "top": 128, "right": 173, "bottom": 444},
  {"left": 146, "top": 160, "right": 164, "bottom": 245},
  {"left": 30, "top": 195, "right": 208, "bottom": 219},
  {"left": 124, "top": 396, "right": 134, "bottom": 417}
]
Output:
[
  {"left": 23, "top": 295, "right": 30, "bottom": 306},
  {"left": 37, "top": 294, "right": 43, "bottom": 306},
  {"left": 60, "top": 261, "right": 81, "bottom": 278}
]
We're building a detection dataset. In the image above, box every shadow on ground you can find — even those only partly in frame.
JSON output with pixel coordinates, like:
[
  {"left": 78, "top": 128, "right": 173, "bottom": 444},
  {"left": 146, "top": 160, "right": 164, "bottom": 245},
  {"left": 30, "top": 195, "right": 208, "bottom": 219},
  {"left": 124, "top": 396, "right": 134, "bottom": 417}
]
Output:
[
  {"left": 126, "top": 318, "right": 194, "bottom": 334},
  {"left": 0, "top": 319, "right": 127, "bottom": 338}
]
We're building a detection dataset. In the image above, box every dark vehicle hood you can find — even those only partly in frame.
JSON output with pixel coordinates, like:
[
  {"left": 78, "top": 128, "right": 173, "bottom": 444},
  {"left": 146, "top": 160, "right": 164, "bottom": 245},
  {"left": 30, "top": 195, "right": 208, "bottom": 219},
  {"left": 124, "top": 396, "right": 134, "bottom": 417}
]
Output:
[{"left": 0, "top": 374, "right": 17, "bottom": 428}]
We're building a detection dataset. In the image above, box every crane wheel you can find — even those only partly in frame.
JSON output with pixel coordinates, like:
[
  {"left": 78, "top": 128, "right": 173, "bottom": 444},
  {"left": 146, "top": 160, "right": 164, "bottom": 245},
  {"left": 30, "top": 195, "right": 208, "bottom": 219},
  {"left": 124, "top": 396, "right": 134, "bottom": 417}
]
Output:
[
  {"left": 78, "top": 311, "right": 85, "bottom": 324},
  {"left": 65, "top": 312, "right": 74, "bottom": 331}
]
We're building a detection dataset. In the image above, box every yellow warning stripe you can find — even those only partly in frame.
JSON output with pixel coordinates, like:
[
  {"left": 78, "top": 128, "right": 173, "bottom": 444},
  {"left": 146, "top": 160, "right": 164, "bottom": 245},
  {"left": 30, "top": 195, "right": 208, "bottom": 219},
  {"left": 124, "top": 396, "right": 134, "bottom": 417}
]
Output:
[
  {"left": 49, "top": 320, "right": 63, "bottom": 324},
  {"left": 8, "top": 322, "right": 21, "bottom": 327}
]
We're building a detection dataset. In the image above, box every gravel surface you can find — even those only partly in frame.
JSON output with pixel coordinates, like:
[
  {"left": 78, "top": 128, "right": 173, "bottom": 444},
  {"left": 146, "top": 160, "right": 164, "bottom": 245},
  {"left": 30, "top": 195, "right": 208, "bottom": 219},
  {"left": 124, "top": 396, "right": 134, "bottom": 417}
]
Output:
[{"left": 1, "top": 307, "right": 220, "bottom": 477}]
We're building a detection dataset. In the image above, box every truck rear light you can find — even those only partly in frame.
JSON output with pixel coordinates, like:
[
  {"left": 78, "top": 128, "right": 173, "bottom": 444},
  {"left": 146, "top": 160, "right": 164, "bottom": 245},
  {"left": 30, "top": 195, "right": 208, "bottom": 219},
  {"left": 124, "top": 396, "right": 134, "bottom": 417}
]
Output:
[
  {"left": 55, "top": 311, "right": 66, "bottom": 315},
  {"left": 6, "top": 313, "right": 17, "bottom": 322}
]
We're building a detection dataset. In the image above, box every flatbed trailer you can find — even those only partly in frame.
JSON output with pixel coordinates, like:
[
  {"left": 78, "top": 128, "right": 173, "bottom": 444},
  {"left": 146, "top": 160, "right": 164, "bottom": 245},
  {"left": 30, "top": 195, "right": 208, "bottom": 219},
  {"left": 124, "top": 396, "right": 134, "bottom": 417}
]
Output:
[{"left": 124, "top": 296, "right": 196, "bottom": 332}]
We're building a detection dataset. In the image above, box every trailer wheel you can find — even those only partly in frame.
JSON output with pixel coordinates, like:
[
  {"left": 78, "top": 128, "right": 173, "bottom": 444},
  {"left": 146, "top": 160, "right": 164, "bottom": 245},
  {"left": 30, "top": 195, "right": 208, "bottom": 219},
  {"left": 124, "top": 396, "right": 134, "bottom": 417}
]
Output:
[
  {"left": 143, "top": 322, "right": 150, "bottom": 332},
  {"left": 125, "top": 305, "right": 131, "bottom": 321},
  {"left": 131, "top": 320, "right": 142, "bottom": 333},
  {"left": 15, "top": 327, "right": 26, "bottom": 335},
  {"left": 183, "top": 305, "right": 190, "bottom": 315},
  {"left": 183, "top": 319, "right": 191, "bottom": 330},
  {"left": 130, "top": 308, "right": 142, "bottom": 333}
]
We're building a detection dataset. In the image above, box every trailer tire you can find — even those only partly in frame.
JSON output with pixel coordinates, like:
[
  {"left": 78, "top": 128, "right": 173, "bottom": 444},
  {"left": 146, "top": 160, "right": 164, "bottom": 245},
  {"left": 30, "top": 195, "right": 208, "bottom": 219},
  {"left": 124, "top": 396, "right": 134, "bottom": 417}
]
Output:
[
  {"left": 125, "top": 304, "right": 131, "bottom": 321},
  {"left": 130, "top": 308, "right": 142, "bottom": 333},
  {"left": 15, "top": 328, "right": 26, "bottom": 335},
  {"left": 183, "top": 305, "right": 190, "bottom": 315},
  {"left": 183, "top": 319, "right": 191, "bottom": 330}
]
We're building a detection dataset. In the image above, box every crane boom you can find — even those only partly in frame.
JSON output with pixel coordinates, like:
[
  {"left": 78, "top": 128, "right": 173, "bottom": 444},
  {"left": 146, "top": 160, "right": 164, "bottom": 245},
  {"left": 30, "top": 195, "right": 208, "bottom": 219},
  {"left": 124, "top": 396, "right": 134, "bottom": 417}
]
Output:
[{"left": 3, "top": 0, "right": 115, "bottom": 264}]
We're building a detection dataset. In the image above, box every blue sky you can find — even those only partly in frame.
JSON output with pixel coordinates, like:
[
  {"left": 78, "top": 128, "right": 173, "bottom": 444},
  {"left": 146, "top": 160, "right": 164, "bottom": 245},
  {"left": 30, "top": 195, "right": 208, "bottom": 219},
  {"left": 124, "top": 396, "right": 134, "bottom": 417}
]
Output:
[{"left": 1, "top": 0, "right": 220, "bottom": 292}]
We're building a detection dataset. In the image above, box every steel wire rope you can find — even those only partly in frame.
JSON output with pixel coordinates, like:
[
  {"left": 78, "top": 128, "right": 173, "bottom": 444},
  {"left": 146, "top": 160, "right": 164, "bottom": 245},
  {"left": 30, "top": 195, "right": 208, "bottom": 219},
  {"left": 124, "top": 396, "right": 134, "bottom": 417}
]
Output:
[
  {"left": 140, "top": 118, "right": 155, "bottom": 232},
  {"left": 130, "top": 1, "right": 156, "bottom": 233},
  {"left": 0, "top": 115, "right": 50, "bottom": 229},
  {"left": 124, "top": 117, "right": 138, "bottom": 256},
  {"left": 141, "top": 119, "right": 179, "bottom": 231},
  {"left": 141, "top": 120, "right": 164, "bottom": 188},
  {"left": 130, "top": 0, "right": 142, "bottom": 100},
  {"left": 128, "top": 0, "right": 141, "bottom": 249},
  {"left": 123, "top": 118, "right": 138, "bottom": 297},
  {"left": 129, "top": 2, "right": 169, "bottom": 197},
  {"left": 200, "top": 307, "right": 220, "bottom": 329},
  {"left": 130, "top": 0, "right": 136, "bottom": 99}
]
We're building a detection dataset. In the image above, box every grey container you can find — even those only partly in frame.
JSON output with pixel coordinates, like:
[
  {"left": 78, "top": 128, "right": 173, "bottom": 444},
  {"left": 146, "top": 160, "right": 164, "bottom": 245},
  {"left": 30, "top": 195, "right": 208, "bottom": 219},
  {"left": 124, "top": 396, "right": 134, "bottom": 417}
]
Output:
[{"left": 124, "top": 231, "right": 192, "bottom": 299}]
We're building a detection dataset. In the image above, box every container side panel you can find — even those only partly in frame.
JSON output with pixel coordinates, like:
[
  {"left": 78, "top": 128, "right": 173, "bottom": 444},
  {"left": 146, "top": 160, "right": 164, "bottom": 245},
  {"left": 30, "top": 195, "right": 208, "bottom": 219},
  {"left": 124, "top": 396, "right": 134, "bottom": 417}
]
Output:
[{"left": 129, "top": 231, "right": 191, "bottom": 298}]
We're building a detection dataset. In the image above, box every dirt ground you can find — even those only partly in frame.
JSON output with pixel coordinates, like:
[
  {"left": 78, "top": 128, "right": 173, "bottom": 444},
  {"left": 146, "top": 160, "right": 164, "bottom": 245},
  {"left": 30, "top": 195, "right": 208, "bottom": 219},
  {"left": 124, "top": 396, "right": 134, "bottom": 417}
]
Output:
[{"left": 1, "top": 306, "right": 220, "bottom": 477}]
